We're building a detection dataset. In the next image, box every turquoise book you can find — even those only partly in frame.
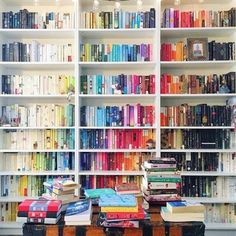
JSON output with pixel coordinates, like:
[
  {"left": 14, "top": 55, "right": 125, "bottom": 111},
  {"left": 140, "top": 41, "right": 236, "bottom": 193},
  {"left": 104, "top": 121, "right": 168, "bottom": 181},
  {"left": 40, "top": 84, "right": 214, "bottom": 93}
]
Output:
[
  {"left": 84, "top": 188, "right": 116, "bottom": 199},
  {"left": 99, "top": 194, "right": 136, "bottom": 207}
]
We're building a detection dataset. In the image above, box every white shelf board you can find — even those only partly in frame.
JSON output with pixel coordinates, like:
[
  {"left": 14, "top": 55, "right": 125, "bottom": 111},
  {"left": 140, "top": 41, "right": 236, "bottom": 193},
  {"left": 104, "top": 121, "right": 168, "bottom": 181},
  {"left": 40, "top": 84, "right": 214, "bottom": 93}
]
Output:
[
  {"left": 1, "top": 0, "right": 74, "bottom": 6},
  {"left": 206, "top": 223, "right": 236, "bottom": 230},
  {"left": 0, "top": 126, "right": 75, "bottom": 130},
  {"left": 0, "top": 149, "right": 75, "bottom": 153},
  {"left": 79, "top": 94, "right": 156, "bottom": 98},
  {"left": 161, "top": 126, "right": 234, "bottom": 129},
  {"left": 79, "top": 149, "right": 157, "bottom": 153},
  {"left": 78, "top": 170, "right": 143, "bottom": 176},
  {"left": 0, "top": 196, "right": 37, "bottom": 202},
  {"left": 0, "top": 171, "right": 75, "bottom": 176},
  {"left": 0, "top": 95, "right": 75, "bottom": 99},
  {"left": 79, "top": 126, "right": 156, "bottom": 129},
  {"left": 183, "top": 197, "right": 236, "bottom": 204},
  {"left": 181, "top": 171, "right": 236, "bottom": 176},
  {"left": 161, "top": 94, "right": 236, "bottom": 98},
  {"left": 79, "top": 28, "right": 156, "bottom": 39},
  {"left": 79, "top": 61, "right": 156, "bottom": 69},
  {"left": 162, "top": 0, "right": 232, "bottom": 4},
  {"left": 161, "top": 61, "right": 236, "bottom": 69},
  {"left": 0, "top": 62, "right": 75, "bottom": 70},
  {"left": 0, "top": 29, "right": 75, "bottom": 39},
  {"left": 161, "top": 149, "right": 234, "bottom": 153},
  {"left": 161, "top": 27, "right": 236, "bottom": 38}
]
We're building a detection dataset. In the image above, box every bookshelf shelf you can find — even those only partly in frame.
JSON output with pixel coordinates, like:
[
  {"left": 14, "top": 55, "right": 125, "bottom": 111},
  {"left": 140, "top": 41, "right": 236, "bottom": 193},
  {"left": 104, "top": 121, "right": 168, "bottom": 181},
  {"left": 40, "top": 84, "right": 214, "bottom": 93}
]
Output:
[
  {"left": 206, "top": 223, "right": 236, "bottom": 230},
  {"left": 79, "top": 62, "right": 157, "bottom": 69},
  {"left": 79, "top": 28, "right": 156, "bottom": 39},
  {"left": 160, "top": 61, "right": 236, "bottom": 69},
  {"left": 0, "top": 197, "right": 37, "bottom": 202},
  {"left": 161, "top": 94, "right": 236, "bottom": 98},
  {"left": 181, "top": 171, "right": 236, "bottom": 177},
  {"left": 79, "top": 94, "right": 156, "bottom": 98},
  {"left": 1, "top": 0, "right": 74, "bottom": 6},
  {"left": 183, "top": 197, "right": 236, "bottom": 204},
  {"left": 0, "top": 95, "right": 75, "bottom": 99},
  {"left": 0, "top": 62, "right": 75, "bottom": 70},
  {"left": 0, "top": 149, "right": 75, "bottom": 153},
  {"left": 162, "top": 0, "right": 232, "bottom": 4},
  {"left": 161, "top": 126, "right": 234, "bottom": 129},
  {"left": 0, "top": 29, "right": 75, "bottom": 39},
  {"left": 0, "top": 222, "right": 23, "bottom": 235},
  {"left": 79, "top": 126, "right": 156, "bottom": 130},
  {"left": 161, "top": 149, "right": 235, "bottom": 153},
  {"left": 79, "top": 149, "right": 156, "bottom": 153},
  {"left": 0, "top": 171, "right": 75, "bottom": 176},
  {"left": 78, "top": 171, "right": 143, "bottom": 176},
  {"left": 161, "top": 27, "right": 236, "bottom": 38},
  {"left": 0, "top": 126, "right": 75, "bottom": 130}
]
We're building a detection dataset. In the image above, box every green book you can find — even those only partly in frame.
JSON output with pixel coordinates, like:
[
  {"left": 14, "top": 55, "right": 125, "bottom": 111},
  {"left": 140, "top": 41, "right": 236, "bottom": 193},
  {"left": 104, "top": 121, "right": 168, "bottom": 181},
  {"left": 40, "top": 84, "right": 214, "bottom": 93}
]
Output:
[{"left": 84, "top": 188, "right": 116, "bottom": 199}]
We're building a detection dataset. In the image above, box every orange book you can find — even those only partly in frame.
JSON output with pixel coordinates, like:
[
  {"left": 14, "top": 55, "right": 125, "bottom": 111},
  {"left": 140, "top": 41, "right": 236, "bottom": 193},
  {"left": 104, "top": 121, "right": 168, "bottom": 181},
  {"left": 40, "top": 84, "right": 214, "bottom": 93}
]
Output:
[{"left": 176, "top": 41, "right": 183, "bottom": 61}]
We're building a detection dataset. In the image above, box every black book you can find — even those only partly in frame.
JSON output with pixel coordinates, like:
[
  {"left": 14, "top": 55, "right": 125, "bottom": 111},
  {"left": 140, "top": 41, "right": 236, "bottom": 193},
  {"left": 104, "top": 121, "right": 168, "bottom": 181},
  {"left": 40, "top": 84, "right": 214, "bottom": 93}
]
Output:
[{"left": 149, "top": 8, "right": 156, "bottom": 28}]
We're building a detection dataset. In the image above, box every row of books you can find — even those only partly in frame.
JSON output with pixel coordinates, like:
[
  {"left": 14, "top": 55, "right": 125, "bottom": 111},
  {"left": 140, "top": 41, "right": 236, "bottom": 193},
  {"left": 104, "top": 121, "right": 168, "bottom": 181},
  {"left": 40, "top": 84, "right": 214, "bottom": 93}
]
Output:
[
  {"left": 2, "top": 41, "right": 73, "bottom": 62},
  {"left": 160, "top": 104, "right": 232, "bottom": 127},
  {"left": 182, "top": 176, "right": 236, "bottom": 198},
  {"left": 205, "top": 203, "right": 236, "bottom": 223},
  {"left": 3, "top": 129, "right": 75, "bottom": 150},
  {"left": 0, "top": 152, "right": 75, "bottom": 172},
  {"left": 1, "top": 104, "right": 74, "bottom": 127},
  {"left": 80, "top": 152, "right": 148, "bottom": 172},
  {"left": 2, "top": 75, "right": 75, "bottom": 95},
  {"left": 80, "top": 43, "right": 152, "bottom": 62},
  {"left": 162, "top": 8, "right": 236, "bottom": 28},
  {"left": 80, "top": 8, "right": 155, "bottom": 29},
  {"left": 0, "top": 202, "right": 18, "bottom": 222},
  {"left": 161, "top": 40, "right": 235, "bottom": 61},
  {"left": 163, "top": 152, "right": 236, "bottom": 174},
  {"left": 1, "top": 175, "right": 46, "bottom": 197},
  {"left": 80, "top": 74, "right": 155, "bottom": 95},
  {"left": 80, "top": 129, "right": 155, "bottom": 149},
  {"left": 161, "top": 72, "right": 236, "bottom": 94},
  {"left": 2, "top": 10, "right": 73, "bottom": 29},
  {"left": 81, "top": 175, "right": 141, "bottom": 189},
  {"left": 161, "top": 129, "right": 232, "bottom": 150},
  {"left": 80, "top": 105, "right": 155, "bottom": 127}
]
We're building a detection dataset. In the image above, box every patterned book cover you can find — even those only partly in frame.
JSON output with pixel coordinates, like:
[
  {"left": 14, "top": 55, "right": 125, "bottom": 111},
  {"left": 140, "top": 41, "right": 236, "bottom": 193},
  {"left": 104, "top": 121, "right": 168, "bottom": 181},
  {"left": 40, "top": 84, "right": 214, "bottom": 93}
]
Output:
[
  {"left": 84, "top": 188, "right": 116, "bottom": 199},
  {"left": 99, "top": 194, "right": 136, "bottom": 207}
]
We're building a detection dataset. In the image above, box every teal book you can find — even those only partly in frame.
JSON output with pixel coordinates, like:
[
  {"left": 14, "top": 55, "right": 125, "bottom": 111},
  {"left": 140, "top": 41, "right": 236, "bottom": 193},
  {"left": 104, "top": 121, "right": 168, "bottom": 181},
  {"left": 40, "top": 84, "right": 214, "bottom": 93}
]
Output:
[
  {"left": 99, "top": 194, "right": 136, "bottom": 207},
  {"left": 84, "top": 188, "right": 116, "bottom": 199}
]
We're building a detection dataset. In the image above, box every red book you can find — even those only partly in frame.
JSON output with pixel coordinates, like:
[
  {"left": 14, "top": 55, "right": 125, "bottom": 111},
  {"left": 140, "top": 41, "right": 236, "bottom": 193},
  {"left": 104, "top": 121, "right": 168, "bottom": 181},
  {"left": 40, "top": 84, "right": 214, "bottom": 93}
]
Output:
[{"left": 18, "top": 200, "right": 61, "bottom": 212}]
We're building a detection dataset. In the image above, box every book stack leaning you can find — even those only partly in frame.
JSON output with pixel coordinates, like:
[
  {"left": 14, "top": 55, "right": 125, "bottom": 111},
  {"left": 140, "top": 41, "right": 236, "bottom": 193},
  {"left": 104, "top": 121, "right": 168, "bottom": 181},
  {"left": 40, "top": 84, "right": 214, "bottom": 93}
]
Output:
[{"left": 142, "top": 158, "right": 182, "bottom": 204}]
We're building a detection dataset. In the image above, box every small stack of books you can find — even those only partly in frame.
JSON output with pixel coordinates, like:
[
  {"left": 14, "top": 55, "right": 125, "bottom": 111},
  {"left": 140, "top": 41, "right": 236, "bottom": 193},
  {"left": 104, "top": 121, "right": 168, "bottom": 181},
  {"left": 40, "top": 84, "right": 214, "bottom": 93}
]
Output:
[
  {"left": 42, "top": 177, "right": 80, "bottom": 210},
  {"left": 97, "top": 194, "right": 149, "bottom": 228},
  {"left": 16, "top": 199, "right": 62, "bottom": 224},
  {"left": 84, "top": 188, "right": 116, "bottom": 204},
  {"left": 142, "top": 158, "right": 182, "bottom": 204},
  {"left": 65, "top": 199, "right": 92, "bottom": 225},
  {"left": 161, "top": 201, "right": 205, "bottom": 222}
]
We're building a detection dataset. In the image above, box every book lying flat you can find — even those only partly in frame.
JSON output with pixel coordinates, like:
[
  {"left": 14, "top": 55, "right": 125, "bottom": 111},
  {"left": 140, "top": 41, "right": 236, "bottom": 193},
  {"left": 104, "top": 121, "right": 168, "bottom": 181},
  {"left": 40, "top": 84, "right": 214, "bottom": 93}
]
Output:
[
  {"left": 161, "top": 207, "right": 204, "bottom": 222},
  {"left": 65, "top": 220, "right": 91, "bottom": 226},
  {"left": 65, "top": 199, "right": 90, "bottom": 216},
  {"left": 101, "top": 202, "right": 138, "bottom": 213},
  {"left": 84, "top": 188, "right": 116, "bottom": 199},
  {"left": 166, "top": 201, "right": 205, "bottom": 213},
  {"left": 99, "top": 194, "right": 136, "bottom": 207},
  {"left": 16, "top": 214, "right": 61, "bottom": 224},
  {"left": 18, "top": 208, "right": 61, "bottom": 218},
  {"left": 115, "top": 183, "right": 141, "bottom": 195}
]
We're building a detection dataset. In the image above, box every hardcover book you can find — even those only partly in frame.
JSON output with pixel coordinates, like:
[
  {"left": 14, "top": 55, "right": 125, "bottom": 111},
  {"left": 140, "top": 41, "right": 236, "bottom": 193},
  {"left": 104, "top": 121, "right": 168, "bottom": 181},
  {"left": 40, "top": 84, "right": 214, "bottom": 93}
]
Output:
[
  {"left": 84, "top": 188, "right": 116, "bottom": 199},
  {"left": 65, "top": 199, "right": 90, "bottom": 216},
  {"left": 166, "top": 201, "right": 205, "bottom": 213},
  {"left": 99, "top": 194, "right": 136, "bottom": 207}
]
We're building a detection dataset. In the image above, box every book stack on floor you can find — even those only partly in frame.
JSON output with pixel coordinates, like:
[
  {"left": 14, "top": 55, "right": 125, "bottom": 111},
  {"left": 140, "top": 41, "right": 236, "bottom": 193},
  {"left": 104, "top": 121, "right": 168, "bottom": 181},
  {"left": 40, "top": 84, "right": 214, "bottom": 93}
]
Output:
[
  {"left": 161, "top": 201, "right": 205, "bottom": 222},
  {"left": 142, "top": 158, "right": 182, "bottom": 204},
  {"left": 97, "top": 194, "right": 150, "bottom": 228},
  {"left": 65, "top": 199, "right": 92, "bottom": 225},
  {"left": 84, "top": 188, "right": 116, "bottom": 204},
  {"left": 16, "top": 199, "right": 62, "bottom": 224},
  {"left": 42, "top": 177, "right": 80, "bottom": 211}
]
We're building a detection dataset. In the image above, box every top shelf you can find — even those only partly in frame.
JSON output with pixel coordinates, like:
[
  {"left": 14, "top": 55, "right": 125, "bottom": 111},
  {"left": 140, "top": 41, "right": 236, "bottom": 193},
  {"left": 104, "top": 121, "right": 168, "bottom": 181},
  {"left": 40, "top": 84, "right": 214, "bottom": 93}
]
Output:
[
  {"left": 1, "top": 0, "right": 75, "bottom": 6},
  {"left": 161, "top": 27, "right": 236, "bottom": 38},
  {"left": 162, "top": 0, "right": 233, "bottom": 5}
]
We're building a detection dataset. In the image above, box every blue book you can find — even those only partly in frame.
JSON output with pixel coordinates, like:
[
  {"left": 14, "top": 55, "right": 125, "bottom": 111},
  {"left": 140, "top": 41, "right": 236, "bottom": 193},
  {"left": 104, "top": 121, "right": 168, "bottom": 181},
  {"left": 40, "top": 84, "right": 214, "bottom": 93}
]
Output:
[
  {"left": 99, "top": 194, "right": 136, "bottom": 207},
  {"left": 84, "top": 188, "right": 116, "bottom": 199},
  {"left": 66, "top": 199, "right": 90, "bottom": 216}
]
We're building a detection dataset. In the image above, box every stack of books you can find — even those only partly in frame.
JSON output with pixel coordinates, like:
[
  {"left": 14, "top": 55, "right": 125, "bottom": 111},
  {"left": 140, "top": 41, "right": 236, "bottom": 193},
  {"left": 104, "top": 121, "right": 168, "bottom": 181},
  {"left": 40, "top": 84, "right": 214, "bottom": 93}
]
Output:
[
  {"left": 65, "top": 199, "right": 92, "bottom": 225},
  {"left": 16, "top": 199, "right": 62, "bottom": 224},
  {"left": 97, "top": 194, "right": 149, "bottom": 228},
  {"left": 142, "top": 158, "right": 182, "bottom": 204},
  {"left": 84, "top": 188, "right": 116, "bottom": 204},
  {"left": 42, "top": 178, "right": 80, "bottom": 211},
  {"left": 161, "top": 201, "right": 205, "bottom": 222}
]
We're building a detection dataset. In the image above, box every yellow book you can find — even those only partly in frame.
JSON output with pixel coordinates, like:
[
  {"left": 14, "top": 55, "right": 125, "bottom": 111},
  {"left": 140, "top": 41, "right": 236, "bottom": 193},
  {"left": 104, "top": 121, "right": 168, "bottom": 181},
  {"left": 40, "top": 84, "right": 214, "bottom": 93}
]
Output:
[{"left": 101, "top": 204, "right": 138, "bottom": 213}]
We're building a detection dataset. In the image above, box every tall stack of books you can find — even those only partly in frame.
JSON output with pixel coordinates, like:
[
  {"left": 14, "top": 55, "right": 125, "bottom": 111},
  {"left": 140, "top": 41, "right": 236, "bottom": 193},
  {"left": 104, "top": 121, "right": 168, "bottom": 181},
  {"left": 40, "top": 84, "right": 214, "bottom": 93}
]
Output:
[
  {"left": 97, "top": 194, "right": 149, "bottom": 228},
  {"left": 65, "top": 199, "right": 92, "bottom": 225},
  {"left": 161, "top": 201, "right": 205, "bottom": 222},
  {"left": 142, "top": 158, "right": 181, "bottom": 204},
  {"left": 16, "top": 199, "right": 62, "bottom": 224},
  {"left": 42, "top": 178, "right": 80, "bottom": 211}
]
